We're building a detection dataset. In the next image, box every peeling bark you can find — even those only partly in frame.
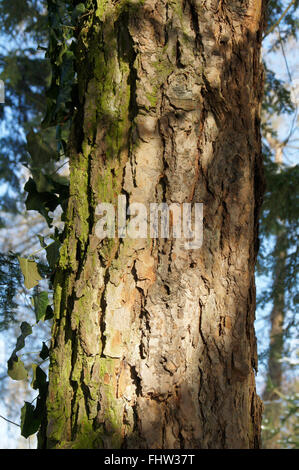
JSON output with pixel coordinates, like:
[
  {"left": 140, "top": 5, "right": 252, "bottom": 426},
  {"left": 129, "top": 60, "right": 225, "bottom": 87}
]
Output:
[{"left": 45, "top": 0, "right": 266, "bottom": 449}]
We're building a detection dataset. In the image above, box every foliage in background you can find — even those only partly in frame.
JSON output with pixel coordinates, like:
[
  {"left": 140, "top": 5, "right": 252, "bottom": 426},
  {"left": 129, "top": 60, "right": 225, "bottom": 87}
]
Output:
[
  {"left": 258, "top": 0, "right": 299, "bottom": 448},
  {"left": 0, "top": 254, "right": 22, "bottom": 330}
]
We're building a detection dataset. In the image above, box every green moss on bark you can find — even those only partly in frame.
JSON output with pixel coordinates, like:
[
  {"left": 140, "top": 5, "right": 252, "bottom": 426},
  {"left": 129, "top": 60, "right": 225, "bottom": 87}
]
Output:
[{"left": 46, "top": 3, "right": 138, "bottom": 448}]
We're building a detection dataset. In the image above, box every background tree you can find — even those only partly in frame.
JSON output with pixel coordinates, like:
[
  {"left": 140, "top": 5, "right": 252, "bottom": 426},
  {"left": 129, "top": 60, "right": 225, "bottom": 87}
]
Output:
[{"left": 258, "top": 0, "right": 299, "bottom": 448}]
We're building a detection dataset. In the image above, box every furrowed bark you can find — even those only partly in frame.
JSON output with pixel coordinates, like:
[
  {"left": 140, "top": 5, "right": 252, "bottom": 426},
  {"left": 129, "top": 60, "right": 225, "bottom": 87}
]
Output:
[{"left": 45, "top": 0, "right": 266, "bottom": 449}]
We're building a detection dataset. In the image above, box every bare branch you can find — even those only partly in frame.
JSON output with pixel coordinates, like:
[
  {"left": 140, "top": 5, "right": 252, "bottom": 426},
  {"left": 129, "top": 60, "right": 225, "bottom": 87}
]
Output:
[{"left": 264, "top": 0, "right": 296, "bottom": 39}]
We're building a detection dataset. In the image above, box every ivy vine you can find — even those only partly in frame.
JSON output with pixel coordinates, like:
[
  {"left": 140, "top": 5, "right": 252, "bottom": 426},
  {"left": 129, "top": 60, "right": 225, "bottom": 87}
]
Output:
[{"left": 6, "top": 0, "right": 88, "bottom": 439}]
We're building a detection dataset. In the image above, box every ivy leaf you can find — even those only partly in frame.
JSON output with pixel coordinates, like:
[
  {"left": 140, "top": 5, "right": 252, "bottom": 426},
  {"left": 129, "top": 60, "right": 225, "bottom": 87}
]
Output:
[
  {"left": 7, "top": 321, "right": 33, "bottom": 380},
  {"left": 15, "top": 335, "right": 25, "bottom": 352},
  {"left": 25, "top": 365, "right": 48, "bottom": 439},
  {"left": 31, "top": 364, "right": 47, "bottom": 391},
  {"left": 46, "top": 241, "right": 61, "bottom": 269},
  {"left": 33, "top": 292, "right": 49, "bottom": 323},
  {"left": 21, "top": 402, "right": 40, "bottom": 439},
  {"left": 39, "top": 342, "right": 50, "bottom": 360},
  {"left": 56, "top": 50, "right": 75, "bottom": 111},
  {"left": 20, "top": 321, "right": 32, "bottom": 337},
  {"left": 33, "top": 171, "right": 55, "bottom": 193},
  {"left": 18, "top": 256, "right": 42, "bottom": 289},
  {"left": 26, "top": 129, "right": 57, "bottom": 171},
  {"left": 41, "top": 97, "right": 59, "bottom": 129},
  {"left": 45, "top": 305, "right": 54, "bottom": 321},
  {"left": 14, "top": 322, "right": 32, "bottom": 353},
  {"left": 20, "top": 366, "right": 48, "bottom": 439},
  {"left": 24, "top": 177, "right": 60, "bottom": 227},
  {"left": 7, "top": 356, "right": 28, "bottom": 381},
  {"left": 12, "top": 322, "right": 32, "bottom": 357}
]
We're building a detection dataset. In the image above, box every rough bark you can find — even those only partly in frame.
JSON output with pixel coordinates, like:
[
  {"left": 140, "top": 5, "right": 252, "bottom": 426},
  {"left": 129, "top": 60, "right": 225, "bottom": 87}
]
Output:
[{"left": 45, "top": 0, "right": 266, "bottom": 449}]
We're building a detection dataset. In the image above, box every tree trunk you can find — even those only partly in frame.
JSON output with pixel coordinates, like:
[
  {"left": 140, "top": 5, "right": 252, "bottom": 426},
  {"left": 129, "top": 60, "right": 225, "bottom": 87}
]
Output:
[
  {"left": 262, "top": 238, "right": 285, "bottom": 448},
  {"left": 262, "top": 140, "right": 286, "bottom": 449},
  {"left": 264, "top": 247, "right": 285, "bottom": 399},
  {"left": 45, "top": 0, "right": 266, "bottom": 449}
]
